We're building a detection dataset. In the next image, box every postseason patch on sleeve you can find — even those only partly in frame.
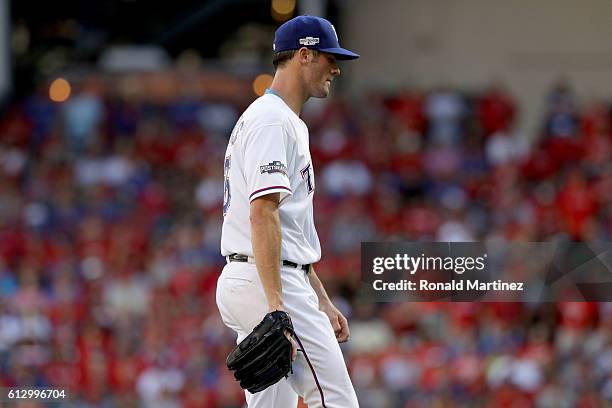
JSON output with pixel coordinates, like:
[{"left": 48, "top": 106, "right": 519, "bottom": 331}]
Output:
[{"left": 260, "top": 161, "right": 288, "bottom": 176}]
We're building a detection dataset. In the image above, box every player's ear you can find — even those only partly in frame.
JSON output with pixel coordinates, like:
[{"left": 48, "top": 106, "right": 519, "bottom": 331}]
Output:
[{"left": 297, "top": 47, "right": 311, "bottom": 65}]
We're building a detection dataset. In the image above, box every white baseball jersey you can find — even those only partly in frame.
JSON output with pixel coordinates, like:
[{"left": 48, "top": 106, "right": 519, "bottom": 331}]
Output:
[{"left": 221, "top": 91, "right": 321, "bottom": 265}]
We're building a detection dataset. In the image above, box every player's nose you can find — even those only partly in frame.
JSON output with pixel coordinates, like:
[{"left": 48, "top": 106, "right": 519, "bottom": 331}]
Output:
[{"left": 332, "top": 66, "right": 340, "bottom": 77}]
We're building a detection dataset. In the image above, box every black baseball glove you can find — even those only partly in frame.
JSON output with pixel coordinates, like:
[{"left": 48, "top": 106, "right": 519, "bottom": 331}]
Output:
[{"left": 226, "top": 310, "right": 295, "bottom": 393}]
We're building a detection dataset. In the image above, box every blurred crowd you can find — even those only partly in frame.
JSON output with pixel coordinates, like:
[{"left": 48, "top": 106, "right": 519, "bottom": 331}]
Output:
[{"left": 0, "top": 77, "right": 610, "bottom": 407}]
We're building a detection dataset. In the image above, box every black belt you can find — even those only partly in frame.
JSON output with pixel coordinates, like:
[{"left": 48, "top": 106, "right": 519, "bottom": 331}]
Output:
[{"left": 227, "top": 253, "right": 310, "bottom": 273}]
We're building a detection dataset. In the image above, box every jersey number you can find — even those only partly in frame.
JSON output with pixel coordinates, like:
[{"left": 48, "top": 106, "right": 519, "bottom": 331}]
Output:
[
  {"left": 223, "top": 155, "right": 231, "bottom": 216},
  {"left": 301, "top": 163, "right": 314, "bottom": 194}
]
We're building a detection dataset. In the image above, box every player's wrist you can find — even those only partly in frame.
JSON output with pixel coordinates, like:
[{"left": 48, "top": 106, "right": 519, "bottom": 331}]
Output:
[
  {"left": 268, "top": 303, "right": 285, "bottom": 312},
  {"left": 265, "top": 291, "right": 284, "bottom": 312}
]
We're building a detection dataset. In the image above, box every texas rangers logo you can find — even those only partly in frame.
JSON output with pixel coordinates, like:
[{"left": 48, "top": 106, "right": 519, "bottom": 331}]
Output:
[
  {"left": 299, "top": 37, "right": 320, "bottom": 46},
  {"left": 301, "top": 163, "right": 314, "bottom": 194},
  {"left": 260, "top": 161, "right": 288, "bottom": 176}
]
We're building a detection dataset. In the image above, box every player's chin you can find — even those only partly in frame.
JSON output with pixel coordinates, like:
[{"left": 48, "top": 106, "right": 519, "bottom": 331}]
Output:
[{"left": 313, "top": 85, "right": 331, "bottom": 98}]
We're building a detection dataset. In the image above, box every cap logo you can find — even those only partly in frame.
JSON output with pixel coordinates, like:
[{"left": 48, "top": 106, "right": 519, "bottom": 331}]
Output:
[{"left": 299, "top": 37, "right": 319, "bottom": 46}]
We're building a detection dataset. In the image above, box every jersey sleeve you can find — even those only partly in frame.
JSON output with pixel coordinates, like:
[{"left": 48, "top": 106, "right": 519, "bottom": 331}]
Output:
[{"left": 243, "top": 124, "right": 293, "bottom": 203}]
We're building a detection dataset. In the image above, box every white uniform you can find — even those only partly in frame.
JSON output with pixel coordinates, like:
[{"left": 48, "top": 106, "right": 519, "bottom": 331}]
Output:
[
  {"left": 216, "top": 91, "right": 359, "bottom": 408},
  {"left": 220, "top": 91, "right": 320, "bottom": 265}
]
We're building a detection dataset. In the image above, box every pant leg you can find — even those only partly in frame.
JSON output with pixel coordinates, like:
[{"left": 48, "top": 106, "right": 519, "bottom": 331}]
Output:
[
  {"left": 216, "top": 262, "right": 359, "bottom": 408},
  {"left": 216, "top": 262, "right": 299, "bottom": 408},
  {"left": 280, "top": 267, "right": 360, "bottom": 408}
]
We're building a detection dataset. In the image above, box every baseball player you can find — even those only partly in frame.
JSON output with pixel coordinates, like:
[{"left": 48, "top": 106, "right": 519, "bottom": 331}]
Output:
[{"left": 216, "top": 15, "right": 360, "bottom": 408}]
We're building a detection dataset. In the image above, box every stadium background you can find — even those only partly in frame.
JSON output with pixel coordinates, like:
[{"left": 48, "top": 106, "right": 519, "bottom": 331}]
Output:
[{"left": 0, "top": 0, "right": 611, "bottom": 407}]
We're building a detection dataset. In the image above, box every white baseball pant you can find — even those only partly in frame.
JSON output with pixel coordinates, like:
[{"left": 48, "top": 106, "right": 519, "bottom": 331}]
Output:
[{"left": 216, "top": 261, "right": 360, "bottom": 408}]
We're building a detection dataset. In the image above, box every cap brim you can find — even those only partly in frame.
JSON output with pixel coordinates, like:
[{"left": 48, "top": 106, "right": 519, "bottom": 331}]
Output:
[{"left": 318, "top": 47, "right": 360, "bottom": 60}]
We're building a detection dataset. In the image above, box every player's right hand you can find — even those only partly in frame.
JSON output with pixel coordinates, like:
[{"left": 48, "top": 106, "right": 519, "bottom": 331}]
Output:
[
  {"left": 285, "top": 330, "right": 298, "bottom": 361},
  {"left": 270, "top": 305, "right": 298, "bottom": 360}
]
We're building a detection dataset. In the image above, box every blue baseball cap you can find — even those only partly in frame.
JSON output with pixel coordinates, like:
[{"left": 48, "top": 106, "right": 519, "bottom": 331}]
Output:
[{"left": 273, "top": 15, "right": 359, "bottom": 60}]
